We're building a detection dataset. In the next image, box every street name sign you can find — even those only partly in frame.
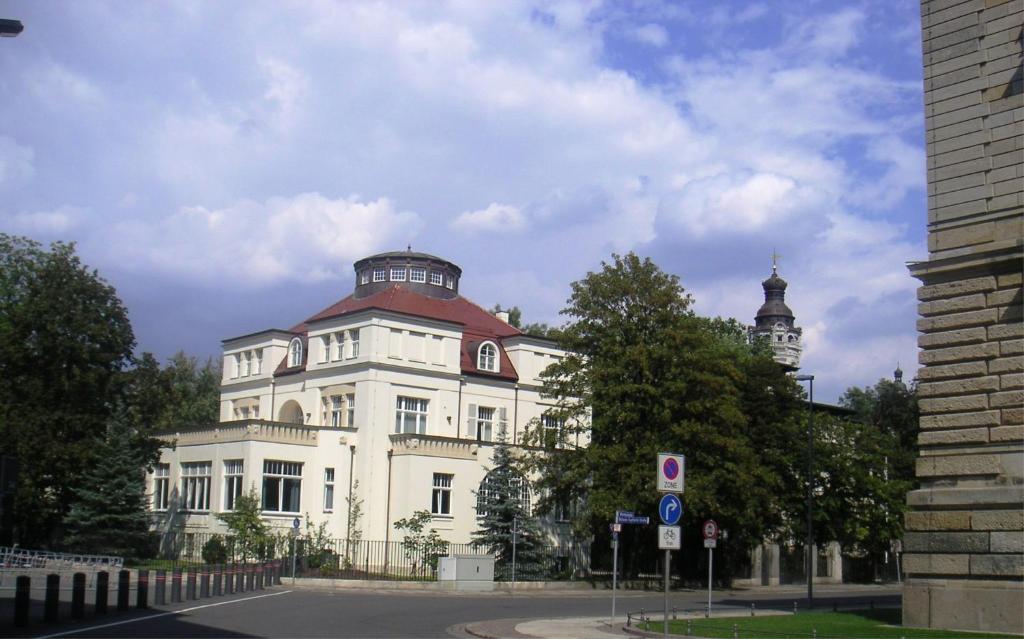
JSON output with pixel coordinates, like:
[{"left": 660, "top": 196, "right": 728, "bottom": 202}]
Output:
[
  {"left": 616, "top": 511, "right": 650, "bottom": 525},
  {"left": 658, "top": 525, "right": 681, "bottom": 550},
  {"left": 658, "top": 494, "right": 682, "bottom": 526},
  {"left": 657, "top": 453, "right": 685, "bottom": 492}
]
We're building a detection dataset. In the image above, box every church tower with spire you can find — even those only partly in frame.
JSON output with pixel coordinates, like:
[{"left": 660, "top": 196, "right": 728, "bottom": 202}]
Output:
[{"left": 749, "top": 255, "right": 802, "bottom": 370}]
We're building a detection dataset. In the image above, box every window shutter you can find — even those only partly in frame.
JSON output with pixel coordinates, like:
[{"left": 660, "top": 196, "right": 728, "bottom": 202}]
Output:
[
  {"left": 498, "top": 407, "right": 508, "bottom": 441},
  {"left": 467, "top": 404, "right": 477, "bottom": 439}
]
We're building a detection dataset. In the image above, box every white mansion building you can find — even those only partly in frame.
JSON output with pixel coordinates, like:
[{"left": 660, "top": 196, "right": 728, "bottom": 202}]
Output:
[{"left": 149, "top": 251, "right": 574, "bottom": 546}]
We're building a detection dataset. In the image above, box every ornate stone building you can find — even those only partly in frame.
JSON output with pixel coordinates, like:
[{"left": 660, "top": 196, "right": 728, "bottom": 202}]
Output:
[{"left": 904, "top": 0, "right": 1023, "bottom": 633}]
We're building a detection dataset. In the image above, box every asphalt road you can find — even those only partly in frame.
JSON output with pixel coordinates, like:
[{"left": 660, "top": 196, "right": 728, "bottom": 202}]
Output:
[{"left": 10, "top": 585, "right": 900, "bottom": 639}]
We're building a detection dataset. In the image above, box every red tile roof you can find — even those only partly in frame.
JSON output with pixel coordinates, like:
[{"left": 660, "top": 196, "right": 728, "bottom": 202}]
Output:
[{"left": 275, "top": 285, "right": 522, "bottom": 381}]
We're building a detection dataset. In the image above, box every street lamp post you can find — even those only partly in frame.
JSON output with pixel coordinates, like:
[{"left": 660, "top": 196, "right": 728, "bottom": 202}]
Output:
[
  {"left": 795, "top": 374, "right": 815, "bottom": 609},
  {"left": 0, "top": 19, "right": 24, "bottom": 37}
]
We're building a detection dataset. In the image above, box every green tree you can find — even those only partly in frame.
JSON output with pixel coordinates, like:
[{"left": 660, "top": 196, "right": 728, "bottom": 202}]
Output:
[
  {"left": 0, "top": 235, "right": 136, "bottom": 546},
  {"left": 124, "top": 351, "right": 220, "bottom": 431},
  {"left": 840, "top": 378, "right": 919, "bottom": 485},
  {"left": 472, "top": 427, "right": 547, "bottom": 579},
  {"left": 393, "top": 510, "right": 448, "bottom": 575},
  {"left": 217, "top": 489, "right": 269, "bottom": 561},
  {"left": 525, "top": 253, "right": 804, "bottom": 580},
  {"left": 62, "top": 406, "right": 158, "bottom": 558}
]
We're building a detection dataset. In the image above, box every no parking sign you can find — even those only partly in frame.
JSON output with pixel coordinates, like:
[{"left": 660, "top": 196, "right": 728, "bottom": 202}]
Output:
[{"left": 657, "top": 453, "right": 685, "bottom": 492}]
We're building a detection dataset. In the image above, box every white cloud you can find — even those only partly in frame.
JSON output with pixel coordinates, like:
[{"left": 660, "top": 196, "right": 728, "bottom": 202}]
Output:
[
  {"left": 99, "top": 193, "right": 420, "bottom": 287},
  {"left": 452, "top": 203, "right": 526, "bottom": 233},
  {"left": 0, "top": 136, "right": 34, "bottom": 187},
  {"left": 789, "top": 8, "right": 866, "bottom": 58},
  {"left": 627, "top": 23, "right": 669, "bottom": 47},
  {"left": 0, "top": 205, "right": 87, "bottom": 235},
  {"left": 26, "top": 61, "right": 103, "bottom": 108}
]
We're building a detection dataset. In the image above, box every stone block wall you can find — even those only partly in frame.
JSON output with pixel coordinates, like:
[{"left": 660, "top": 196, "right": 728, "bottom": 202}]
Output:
[{"left": 906, "top": 0, "right": 1023, "bottom": 633}]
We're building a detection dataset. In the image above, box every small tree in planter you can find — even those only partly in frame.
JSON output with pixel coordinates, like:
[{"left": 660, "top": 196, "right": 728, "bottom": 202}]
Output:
[
  {"left": 393, "top": 510, "right": 448, "bottom": 578},
  {"left": 217, "top": 489, "right": 268, "bottom": 563}
]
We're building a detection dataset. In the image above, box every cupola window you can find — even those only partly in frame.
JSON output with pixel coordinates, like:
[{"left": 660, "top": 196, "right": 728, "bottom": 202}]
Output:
[
  {"left": 430, "top": 271, "right": 443, "bottom": 286},
  {"left": 410, "top": 267, "right": 426, "bottom": 283},
  {"left": 390, "top": 266, "right": 406, "bottom": 281},
  {"left": 373, "top": 267, "right": 386, "bottom": 282}
]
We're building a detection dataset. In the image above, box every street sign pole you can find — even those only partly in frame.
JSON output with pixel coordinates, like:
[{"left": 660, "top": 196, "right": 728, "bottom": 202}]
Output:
[
  {"left": 707, "top": 546, "right": 712, "bottom": 617},
  {"left": 663, "top": 550, "right": 670, "bottom": 638},
  {"left": 611, "top": 532, "right": 618, "bottom": 622}
]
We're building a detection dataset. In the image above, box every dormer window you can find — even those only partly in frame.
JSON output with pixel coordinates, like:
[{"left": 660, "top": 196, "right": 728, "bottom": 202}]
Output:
[
  {"left": 289, "top": 338, "right": 304, "bottom": 367},
  {"left": 478, "top": 342, "right": 498, "bottom": 372}
]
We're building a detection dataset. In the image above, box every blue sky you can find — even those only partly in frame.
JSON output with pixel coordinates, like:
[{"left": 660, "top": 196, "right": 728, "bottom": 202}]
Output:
[{"left": 0, "top": 1, "right": 926, "bottom": 402}]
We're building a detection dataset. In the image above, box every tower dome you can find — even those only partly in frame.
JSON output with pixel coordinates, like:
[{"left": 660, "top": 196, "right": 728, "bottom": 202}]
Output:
[{"left": 749, "top": 256, "right": 802, "bottom": 370}]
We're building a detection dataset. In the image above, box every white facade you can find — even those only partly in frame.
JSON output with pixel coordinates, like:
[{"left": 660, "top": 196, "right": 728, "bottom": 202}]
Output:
[{"left": 150, "top": 252, "right": 577, "bottom": 546}]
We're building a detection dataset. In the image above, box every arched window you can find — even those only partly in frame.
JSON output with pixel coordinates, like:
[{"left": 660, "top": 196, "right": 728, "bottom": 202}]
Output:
[
  {"left": 289, "top": 338, "right": 303, "bottom": 367},
  {"left": 476, "top": 471, "right": 530, "bottom": 518},
  {"left": 478, "top": 342, "right": 498, "bottom": 372}
]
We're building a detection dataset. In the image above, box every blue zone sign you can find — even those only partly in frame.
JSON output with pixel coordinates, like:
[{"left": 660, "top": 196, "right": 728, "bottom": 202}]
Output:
[{"left": 659, "top": 494, "right": 682, "bottom": 526}]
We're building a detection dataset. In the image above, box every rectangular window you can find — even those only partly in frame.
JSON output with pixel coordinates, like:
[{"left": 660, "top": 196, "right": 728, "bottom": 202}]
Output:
[
  {"left": 324, "top": 468, "right": 335, "bottom": 512},
  {"left": 349, "top": 329, "right": 360, "bottom": 358},
  {"left": 153, "top": 464, "right": 170, "bottom": 511},
  {"left": 373, "top": 267, "right": 386, "bottom": 282},
  {"left": 360, "top": 270, "right": 370, "bottom": 285},
  {"left": 242, "top": 352, "right": 251, "bottom": 377},
  {"left": 319, "top": 335, "right": 330, "bottom": 363},
  {"left": 430, "top": 271, "right": 443, "bottom": 286},
  {"left": 334, "top": 332, "right": 344, "bottom": 361},
  {"left": 330, "top": 395, "right": 343, "bottom": 427},
  {"left": 410, "top": 267, "right": 426, "bottom": 283},
  {"left": 262, "top": 460, "right": 302, "bottom": 513},
  {"left": 253, "top": 349, "right": 262, "bottom": 375},
  {"left": 181, "top": 462, "right": 212, "bottom": 511},
  {"left": 390, "top": 267, "right": 406, "bottom": 281},
  {"left": 445, "top": 275, "right": 454, "bottom": 289},
  {"left": 395, "top": 396, "right": 428, "bottom": 434},
  {"left": 224, "top": 460, "right": 243, "bottom": 510},
  {"left": 476, "top": 406, "right": 494, "bottom": 442},
  {"left": 346, "top": 393, "right": 356, "bottom": 428},
  {"left": 236, "top": 405, "right": 250, "bottom": 420},
  {"left": 542, "top": 414, "right": 565, "bottom": 449},
  {"left": 231, "top": 354, "right": 241, "bottom": 379},
  {"left": 432, "top": 473, "right": 452, "bottom": 515}
]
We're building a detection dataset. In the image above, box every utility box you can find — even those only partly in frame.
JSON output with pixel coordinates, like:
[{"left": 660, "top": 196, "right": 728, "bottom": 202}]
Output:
[{"left": 438, "top": 555, "right": 495, "bottom": 591}]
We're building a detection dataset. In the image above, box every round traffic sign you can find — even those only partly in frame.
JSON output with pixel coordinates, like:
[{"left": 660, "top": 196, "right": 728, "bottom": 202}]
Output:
[
  {"left": 703, "top": 519, "right": 718, "bottom": 540},
  {"left": 659, "top": 494, "right": 682, "bottom": 526},
  {"left": 662, "top": 457, "right": 680, "bottom": 480}
]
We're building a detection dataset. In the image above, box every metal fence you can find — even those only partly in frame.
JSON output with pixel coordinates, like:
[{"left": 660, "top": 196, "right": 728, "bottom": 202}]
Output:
[
  {"left": 158, "top": 531, "right": 592, "bottom": 582},
  {"left": 0, "top": 546, "right": 124, "bottom": 570}
]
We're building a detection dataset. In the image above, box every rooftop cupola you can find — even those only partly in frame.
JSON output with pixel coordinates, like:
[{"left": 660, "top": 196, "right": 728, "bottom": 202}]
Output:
[{"left": 352, "top": 248, "right": 462, "bottom": 300}]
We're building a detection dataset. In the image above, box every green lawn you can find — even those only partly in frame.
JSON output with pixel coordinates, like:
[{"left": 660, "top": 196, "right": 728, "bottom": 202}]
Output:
[{"left": 639, "top": 609, "right": 1020, "bottom": 639}]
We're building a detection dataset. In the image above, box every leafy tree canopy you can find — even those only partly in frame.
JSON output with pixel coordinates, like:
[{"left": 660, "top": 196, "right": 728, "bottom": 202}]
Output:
[
  {"left": 524, "top": 253, "right": 806, "bottom": 579},
  {"left": 0, "top": 234, "right": 135, "bottom": 546}
]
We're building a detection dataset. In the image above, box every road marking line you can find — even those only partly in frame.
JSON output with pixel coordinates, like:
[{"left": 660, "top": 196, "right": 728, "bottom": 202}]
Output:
[{"left": 34, "top": 590, "right": 293, "bottom": 639}]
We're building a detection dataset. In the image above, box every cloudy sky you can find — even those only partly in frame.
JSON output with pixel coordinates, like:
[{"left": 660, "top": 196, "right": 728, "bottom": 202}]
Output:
[{"left": 0, "top": 1, "right": 926, "bottom": 402}]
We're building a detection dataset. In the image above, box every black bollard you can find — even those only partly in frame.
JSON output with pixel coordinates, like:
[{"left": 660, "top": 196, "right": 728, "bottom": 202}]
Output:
[
  {"left": 45, "top": 574, "right": 60, "bottom": 622},
  {"left": 275, "top": 559, "right": 283, "bottom": 585},
  {"left": 117, "top": 570, "right": 130, "bottom": 611},
  {"left": 14, "top": 575, "right": 30, "bottom": 628},
  {"left": 137, "top": 570, "right": 149, "bottom": 609},
  {"left": 71, "top": 572, "right": 86, "bottom": 619},
  {"left": 225, "top": 565, "right": 234, "bottom": 595},
  {"left": 213, "top": 565, "right": 222, "bottom": 596},
  {"left": 171, "top": 569, "right": 182, "bottom": 603},
  {"left": 236, "top": 565, "right": 245, "bottom": 592},
  {"left": 200, "top": 568, "right": 210, "bottom": 598},
  {"left": 255, "top": 564, "right": 264, "bottom": 590},
  {"left": 155, "top": 570, "right": 167, "bottom": 605},
  {"left": 96, "top": 571, "right": 110, "bottom": 614},
  {"left": 245, "top": 565, "right": 255, "bottom": 591},
  {"left": 186, "top": 570, "right": 197, "bottom": 600}
]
